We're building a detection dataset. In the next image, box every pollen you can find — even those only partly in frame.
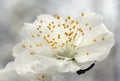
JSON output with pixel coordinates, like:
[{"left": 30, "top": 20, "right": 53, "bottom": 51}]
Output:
[
  {"left": 56, "top": 16, "right": 60, "bottom": 19},
  {"left": 37, "top": 34, "right": 40, "bottom": 37},
  {"left": 22, "top": 45, "right": 26, "bottom": 48},
  {"left": 74, "top": 45, "right": 77, "bottom": 48},
  {"left": 93, "top": 38, "right": 97, "bottom": 42},
  {"left": 71, "top": 20, "right": 75, "bottom": 24},
  {"left": 101, "top": 37, "right": 105, "bottom": 41},
  {"left": 29, "top": 45, "right": 32, "bottom": 48},
  {"left": 86, "top": 52, "right": 90, "bottom": 56},
  {"left": 47, "top": 34, "right": 50, "bottom": 38},
  {"left": 85, "top": 23, "right": 88, "bottom": 26},
  {"left": 82, "top": 32, "right": 84, "bottom": 36},
  {"left": 41, "top": 75, "right": 45, "bottom": 79},
  {"left": 89, "top": 27, "right": 92, "bottom": 30},
  {"left": 30, "top": 51, "right": 35, "bottom": 55},
  {"left": 72, "top": 25, "right": 76, "bottom": 29},
  {"left": 58, "top": 34, "right": 61, "bottom": 39},
  {"left": 58, "top": 24, "right": 60, "bottom": 27},
  {"left": 61, "top": 43, "right": 65, "bottom": 47},
  {"left": 36, "top": 28, "right": 39, "bottom": 30},
  {"left": 67, "top": 16, "right": 71, "bottom": 20},
  {"left": 51, "top": 21, "right": 54, "bottom": 24},
  {"left": 40, "top": 19, "right": 43, "bottom": 23},
  {"left": 36, "top": 43, "right": 40, "bottom": 47},
  {"left": 31, "top": 34, "right": 35, "bottom": 38},
  {"left": 76, "top": 21, "right": 79, "bottom": 24},
  {"left": 81, "top": 12, "right": 85, "bottom": 16},
  {"left": 39, "top": 31, "right": 42, "bottom": 33}
]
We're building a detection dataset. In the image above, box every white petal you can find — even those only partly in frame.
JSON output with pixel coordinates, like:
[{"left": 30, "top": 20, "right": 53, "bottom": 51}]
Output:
[
  {"left": 0, "top": 62, "right": 29, "bottom": 81},
  {"left": 13, "top": 39, "right": 54, "bottom": 57},
  {"left": 75, "top": 24, "right": 114, "bottom": 63},
  {"left": 77, "top": 12, "right": 103, "bottom": 27},
  {"left": 57, "top": 60, "right": 80, "bottom": 73},
  {"left": 15, "top": 53, "right": 58, "bottom": 76},
  {"left": 13, "top": 40, "right": 30, "bottom": 56}
]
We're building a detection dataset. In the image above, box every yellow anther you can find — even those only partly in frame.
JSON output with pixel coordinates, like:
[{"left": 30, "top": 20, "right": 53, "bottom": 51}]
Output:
[
  {"left": 47, "top": 34, "right": 50, "bottom": 38},
  {"left": 47, "top": 26, "right": 51, "bottom": 30},
  {"left": 74, "top": 45, "right": 77, "bottom": 48},
  {"left": 51, "top": 21, "right": 54, "bottom": 24},
  {"left": 65, "top": 32, "right": 68, "bottom": 36},
  {"left": 36, "top": 43, "right": 40, "bottom": 47},
  {"left": 40, "top": 19, "right": 43, "bottom": 23},
  {"left": 58, "top": 34, "right": 61, "bottom": 39},
  {"left": 78, "top": 28, "right": 83, "bottom": 32},
  {"left": 51, "top": 43, "right": 55, "bottom": 47},
  {"left": 31, "top": 34, "right": 35, "bottom": 38},
  {"left": 69, "top": 31, "right": 73, "bottom": 36},
  {"left": 36, "top": 28, "right": 39, "bottom": 30},
  {"left": 72, "top": 25, "right": 76, "bottom": 29},
  {"left": 56, "top": 16, "right": 60, "bottom": 19},
  {"left": 49, "top": 23, "right": 51, "bottom": 26},
  {"left": 82, "top": 32, "right": 84, "bottom": 36},
  {"left": 22, "top": 45, "right": 26, "bottom": 48},
  {"left": 69, "top": 37, "right": 72, "bottom": 42},
  {"left": 43, "top": 36, "right": 46, "bottom": 39},
  {"left": 86, "top": 52, "right": 90, "bottom": 56},
  {"left": 51, "top": 30, "right": 54, "bottom": 32},
  {"left": 39, "top": 25, "right": 41, "bottom": 28},
  {"left": 58, "top": 24, "right": 60, "bottom": 27},
  {"left": 41, "top": 75, "right": 45, "bottom": 79},
  {"left": 62, "top": 24, "right": 65, "bottom": 27},
  {"left": 53, "top": 38, "right": 55, "bottom": 41},
  {"left": 76, "top": 21, "right": 79, "bottom": 24},
  {"left": 66, "top": 40, "right": 69, "bottom": 43},
  {"left": 85, "top": 23, "right": 88, "bottom": 26},
  {"left": 53, "top": 25, "right": 55, "bottom": 28},
  {"left": 65, "top": 19, "right": 68, "bottom": 22},
  {"left": 89, "top": 27, "right": 92, "bottom": 30},
  {"left": 39, "top": 31, "right": 42, "bottom": 33},
  {"left": 93, "top": 38, "right": 97, "bottom": 42},
  {"left": 55, "top": 42, "right": 57, "bottom": 44},
  {"left": 71, "top": 44, "right": 73, "bottom": 47},
  {"left": 81, "top": 12, "right": 85, "bottom": 16},
  {"left": 73, "top": 33, "right": 77, "bottom": 40},
  {"left": 71, "top": 20, "right": 74, "bottom": 24},
  {"left": 101, "top": 37, "right": 105, "bottom": 41},
  {"left": 67, "top": 16, "right": 71, "bottom": 20},
  {"left": 69, "top": 28, "right": 72, "bottom": 31},
  {"left": 30, "top": 51, "right": 35, "bottom": 55},
  {"left": 67, "top": 25, "right": 69, "bottom": 28},
  {"left": 29, "top": 45, "right": 32, "bottom": 48},
  {"left": 37, "top": 34, "right": 40, "bottom": 37},
  {"left": 61, "top": 43, "right": 65, "bottom": 47}
]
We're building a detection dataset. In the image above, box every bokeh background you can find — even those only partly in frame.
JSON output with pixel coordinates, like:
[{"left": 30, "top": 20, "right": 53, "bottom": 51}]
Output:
[{"left": 0, "top": 0, "right": 119, "bottom": 81}]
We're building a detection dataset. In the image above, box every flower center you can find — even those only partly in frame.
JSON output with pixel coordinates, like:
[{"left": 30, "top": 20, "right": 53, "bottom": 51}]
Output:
[{"left": 54, "top": 43, "right": 77, "bottom": 60}]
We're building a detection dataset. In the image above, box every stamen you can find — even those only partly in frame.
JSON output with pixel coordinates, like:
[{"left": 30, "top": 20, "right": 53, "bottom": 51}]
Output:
[
  {"left": 101, "top": 37, "right": 105, "bottom": 41},
  {"left": 81, "top": 12, "right": 85, "bottom": 16},
  {"left": 93, "top": 38, "right": 97, "bottom": 42},
  {"left": 22, "top": 45, "right": 26, "bottom": 48},
  {"left": 31, "top": 34, "right": 35, "bottom": 38},
  {"left": 30, "top": 51, "right": 35, "bottom": 55}
]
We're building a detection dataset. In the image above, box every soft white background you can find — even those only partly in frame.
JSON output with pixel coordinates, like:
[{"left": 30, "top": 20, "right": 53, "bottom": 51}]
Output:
[{"left": 0, "top": 0, "right": 119, "bottom": 81}]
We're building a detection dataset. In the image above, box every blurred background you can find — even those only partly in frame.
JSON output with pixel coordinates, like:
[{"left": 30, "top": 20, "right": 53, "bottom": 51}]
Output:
[{"left": 0, "top": 0, "right": 119, "bottom": 81}]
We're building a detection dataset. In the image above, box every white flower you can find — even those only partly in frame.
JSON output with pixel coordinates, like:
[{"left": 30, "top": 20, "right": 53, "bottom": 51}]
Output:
[{"left": 13, "top": 12, "right": 114, "bottom": 73}]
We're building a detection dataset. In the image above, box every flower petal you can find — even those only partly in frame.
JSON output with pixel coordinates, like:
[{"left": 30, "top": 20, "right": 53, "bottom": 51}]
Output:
[
  {"left": 0, "top": 62, "right": 29, "bottom": 81},
  {"left": 77, "top": 12, "right": 103, "bottom": 27},
  {"left": 75, "top": 24, "right": 114, "bottom": 63},
  {"left": 15, "top": 53, "right": 58, "bottom": 76}
]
